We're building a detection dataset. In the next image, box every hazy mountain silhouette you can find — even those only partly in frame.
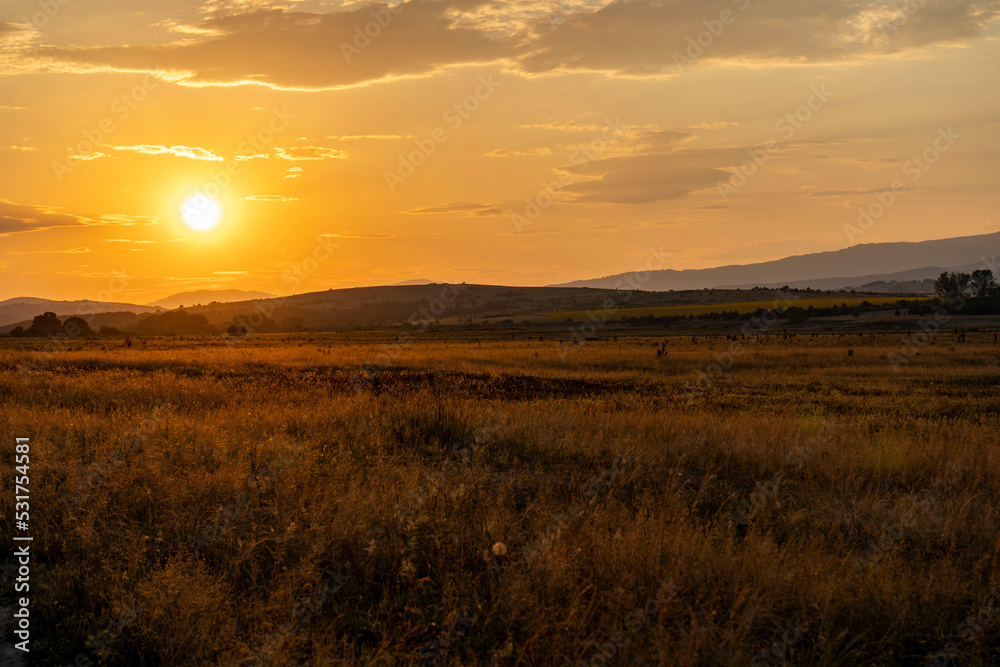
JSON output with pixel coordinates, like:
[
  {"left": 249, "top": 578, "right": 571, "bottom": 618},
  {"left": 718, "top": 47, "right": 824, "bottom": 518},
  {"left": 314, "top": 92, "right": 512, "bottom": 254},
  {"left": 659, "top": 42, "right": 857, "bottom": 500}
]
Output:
[
  {"left": 0, "top": 298, "right": 162, "bottom": 328},
  {"left": 148, "top": 289, "right": 275, "bottom": 309},
  {"left": 552, "top": 232, "right": 1000, "bottom": 291}
]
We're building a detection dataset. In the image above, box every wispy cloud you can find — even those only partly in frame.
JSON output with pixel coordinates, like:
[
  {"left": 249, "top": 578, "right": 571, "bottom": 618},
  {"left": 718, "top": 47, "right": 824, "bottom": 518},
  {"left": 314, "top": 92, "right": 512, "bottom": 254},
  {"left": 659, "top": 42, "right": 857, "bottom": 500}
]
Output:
[
  {"left": 97, "top": 214, "right": 160, "bottom": 226},
  {"left": 72, "top": 151, "right": 107, "bottom": 161},
  {"left": 237, "top": 146, "right": 348, "bottom": 161},
  {"left": 801, "top": 188, "right": 891, "bottom": 198},
  {"left": 485, "top": 147, "right": 552, "bottom": 157},
  {"left": 406, "top": 201, "right": 509, "bottom": 216},
  {"left": 0, "top": 200, "right": 161, "bottom": 235},
  {"left": 329, "top": 134, "right": 413, "bottom": 141},
  {"left": 111, "top": 144, "right": 224, "bottom": 161},
  {"left": 689, "top": 121, "right": 737, "bottom": 131},
  {"left": 243, "top": 195, "right": 299, "bottom": 202},
  {"left": 318, "top": 232, "right": 396, "bottom": 239},
  {"left": 8, "top": 246, "right": 90, "bottom": 254},
  {"left": 518, "top": 120, "right": 615, "bottom": 133}
]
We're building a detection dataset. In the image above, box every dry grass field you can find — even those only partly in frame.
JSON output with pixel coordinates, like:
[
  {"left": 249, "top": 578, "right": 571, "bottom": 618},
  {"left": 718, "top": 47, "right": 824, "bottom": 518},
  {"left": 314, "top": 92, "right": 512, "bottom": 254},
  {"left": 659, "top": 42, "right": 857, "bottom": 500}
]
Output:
[
  {"left": 2, "top": 328, "right": 999, "bottom": 665},
  {"left": 542, "top": 296, "right": 928, "bottom": 321}
]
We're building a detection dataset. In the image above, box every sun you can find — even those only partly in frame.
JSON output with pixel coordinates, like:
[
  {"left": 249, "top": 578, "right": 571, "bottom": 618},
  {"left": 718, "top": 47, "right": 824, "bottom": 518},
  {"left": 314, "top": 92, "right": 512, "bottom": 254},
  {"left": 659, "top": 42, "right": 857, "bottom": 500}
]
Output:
[{"left": 180, "top": 194, "right": 223, "bottom": 232}]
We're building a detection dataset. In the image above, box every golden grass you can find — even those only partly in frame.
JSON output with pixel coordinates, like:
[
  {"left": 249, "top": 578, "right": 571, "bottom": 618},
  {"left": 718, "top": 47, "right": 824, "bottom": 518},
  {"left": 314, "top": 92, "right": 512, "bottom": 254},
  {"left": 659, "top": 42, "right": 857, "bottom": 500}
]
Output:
[
  {"left": 0, "top": 329, "right": 998, "bottom": 665},
  {"left": 542, "top": 296, "right": 928, "bottom": 321}
]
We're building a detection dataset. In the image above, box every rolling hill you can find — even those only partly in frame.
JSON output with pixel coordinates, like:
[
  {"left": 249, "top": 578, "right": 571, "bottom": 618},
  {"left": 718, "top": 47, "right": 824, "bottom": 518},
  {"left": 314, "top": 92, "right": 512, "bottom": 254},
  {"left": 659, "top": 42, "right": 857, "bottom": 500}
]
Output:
[{"left": 148, "top": 289, "right": 275, "bottom": 309}]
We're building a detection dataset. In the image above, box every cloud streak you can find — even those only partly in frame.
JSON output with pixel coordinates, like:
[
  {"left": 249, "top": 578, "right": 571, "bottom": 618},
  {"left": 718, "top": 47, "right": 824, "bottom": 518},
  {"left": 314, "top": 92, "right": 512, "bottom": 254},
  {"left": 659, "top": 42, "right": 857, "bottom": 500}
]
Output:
[
  {"left": 0, "top": 200, "right": 159, "bottom": 235},
  {"left": 111, "top": 144, "right": 224, "bottom": 161}
]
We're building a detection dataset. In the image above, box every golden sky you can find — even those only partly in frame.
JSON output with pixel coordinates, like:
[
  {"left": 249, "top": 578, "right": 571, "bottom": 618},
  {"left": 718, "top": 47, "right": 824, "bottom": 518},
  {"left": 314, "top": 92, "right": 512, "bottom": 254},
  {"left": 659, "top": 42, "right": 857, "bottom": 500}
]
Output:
[{"left": 1, "top": 0, "right": 998, "bottom": 302}]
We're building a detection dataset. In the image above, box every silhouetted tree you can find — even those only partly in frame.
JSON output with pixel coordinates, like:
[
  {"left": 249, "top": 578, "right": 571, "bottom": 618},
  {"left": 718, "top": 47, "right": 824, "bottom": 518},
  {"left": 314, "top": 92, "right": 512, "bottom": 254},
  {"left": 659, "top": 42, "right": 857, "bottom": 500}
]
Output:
[
  {"left": 934, "top": 272, "right": 971, "bottom": 298},
  {"left": 969, "top": 269, "right": 998, "bottom": 299},
  {"left": 26, "top": 312, "right": 63, "bottom": 337},
  {"left": 63, "top": 316, "right": 93, "bottom": 338}
]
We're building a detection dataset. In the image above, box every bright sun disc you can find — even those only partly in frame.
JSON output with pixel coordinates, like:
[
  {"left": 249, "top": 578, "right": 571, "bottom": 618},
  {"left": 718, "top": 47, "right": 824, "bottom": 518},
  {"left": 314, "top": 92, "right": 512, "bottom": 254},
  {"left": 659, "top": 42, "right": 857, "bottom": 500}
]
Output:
[{"left": 180, "top": 194, "right": 222, "bottom": 232}]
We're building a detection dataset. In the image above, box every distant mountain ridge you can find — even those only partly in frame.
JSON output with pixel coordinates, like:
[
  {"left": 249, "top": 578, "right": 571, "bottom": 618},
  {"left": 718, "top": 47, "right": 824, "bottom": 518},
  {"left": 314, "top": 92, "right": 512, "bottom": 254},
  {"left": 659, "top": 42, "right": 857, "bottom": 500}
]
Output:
[
  {"left": 0, "top": 298, "right": 162, "bottom": 328},
  {"left": 148, "top": 289, "right": 275, "bottom": 309},
  {"left": 551, "top": 232, "right": 1000, "bottom": 291}
]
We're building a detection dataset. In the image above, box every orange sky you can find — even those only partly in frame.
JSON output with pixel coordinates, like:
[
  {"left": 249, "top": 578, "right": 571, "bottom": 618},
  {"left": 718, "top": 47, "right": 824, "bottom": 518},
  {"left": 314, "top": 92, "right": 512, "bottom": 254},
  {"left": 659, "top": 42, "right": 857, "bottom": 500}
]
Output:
[{"left": 1, "top": 0, "right": 998, "bottom": 302}]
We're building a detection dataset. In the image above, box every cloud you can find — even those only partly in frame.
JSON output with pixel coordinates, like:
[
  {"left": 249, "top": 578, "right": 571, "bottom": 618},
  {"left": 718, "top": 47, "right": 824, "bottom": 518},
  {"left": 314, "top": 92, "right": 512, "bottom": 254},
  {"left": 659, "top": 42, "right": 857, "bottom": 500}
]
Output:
[
  {"left": 498, "top": 228, "right": 564, "bottom": 236},
  {"left": 517, "top": 0, "right": 1000, "bottom": 76},
  {"left": 573, "top": 223, "right": 621, "bottom": 231},
  {"left": 485, "top": 147, "right": 553, "bottom": 157},
  {"left": 0, "top": 199, "right": 91, "bottom": 234},
  {"left": 557, "top": 149, "right": 738, "bottom": 204},
  {"left": 96, "top": 213, "right": 160, "bottom": 226},
  {"left": 35, "top": 4, "right": 514, "bottom": 90},
  {"left": 329, "top": 134, "right": 413, "bottom": 140},
  {"left": 15, "top": 1, "right": 1000, "bottom": 89},
  {"left": 0, "top": 200, "right": 160, "bottom": 234},
  {"left": 7, "top": 247, "right": 90, "bottom": 255},
  {"left": 282, "top": 166, "right": 302, "bottom": 178},
  {"left": 237, "top": 146, "right": 348, "bottom": 161},
  {"left": 624, "top": 129, "right": 693, "bottom": 153},
  {"left": 689, "top": 121, "right": 737, "bottom": 131},
  {"left": 7, "top": 145, "right": 35, "bottom": 151},
  {"left": 518, "top": 120, "right": 617, "bottom": 132},
  {"left": 70, "top": 151, "right": 108, "bottom": 161},
  {"left": 111, "top": 144, "right": 224, "bottom": 161},
  {"left": 406, "top": 201, "right": 510, "bottom": 216},
  {"left": 801, "top": 187, "right": 892, "bottom": 197},
  {"left": 318, "top": 232, "right": 396, "bottom": 239},
  {"left": 243, "top": 194, "right": 299, "bottom": 201}
]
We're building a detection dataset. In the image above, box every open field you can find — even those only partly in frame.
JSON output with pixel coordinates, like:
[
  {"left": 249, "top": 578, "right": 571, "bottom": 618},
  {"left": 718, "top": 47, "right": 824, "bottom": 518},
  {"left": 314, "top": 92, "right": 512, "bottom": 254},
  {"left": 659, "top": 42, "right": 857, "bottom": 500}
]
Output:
[
  {"left": 2, "top": 329, "right": 1000, "bottom": 665},
  {"left": 542, "top": 296, "right": 932, "bottom": 322}
]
